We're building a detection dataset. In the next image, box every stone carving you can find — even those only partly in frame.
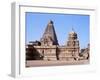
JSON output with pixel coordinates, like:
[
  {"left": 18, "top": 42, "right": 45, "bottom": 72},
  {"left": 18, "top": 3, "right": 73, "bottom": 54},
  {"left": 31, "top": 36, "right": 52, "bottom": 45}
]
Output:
[{"left": 26, "top": 20, "right": 89, "bottom": 62}]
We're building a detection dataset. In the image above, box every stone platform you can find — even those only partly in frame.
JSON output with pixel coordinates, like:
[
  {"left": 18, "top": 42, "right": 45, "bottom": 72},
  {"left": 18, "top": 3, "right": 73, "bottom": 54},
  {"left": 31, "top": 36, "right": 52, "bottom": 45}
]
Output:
[{"left": 26, "top": 60, "right": 89, "bottom": 67}]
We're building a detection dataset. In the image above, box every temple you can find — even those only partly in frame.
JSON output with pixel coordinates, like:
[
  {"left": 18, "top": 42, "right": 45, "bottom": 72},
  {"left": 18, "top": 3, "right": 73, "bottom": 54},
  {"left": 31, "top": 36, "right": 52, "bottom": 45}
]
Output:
[{"left": 26, "top": 20, "right": 89, "bottom": 61}]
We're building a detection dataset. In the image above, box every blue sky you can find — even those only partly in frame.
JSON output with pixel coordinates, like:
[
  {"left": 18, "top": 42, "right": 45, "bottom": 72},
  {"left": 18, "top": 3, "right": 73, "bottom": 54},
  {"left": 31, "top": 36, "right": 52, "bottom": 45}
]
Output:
[{"left": 26, "top": 12, "right": 89, "bottom": 49}]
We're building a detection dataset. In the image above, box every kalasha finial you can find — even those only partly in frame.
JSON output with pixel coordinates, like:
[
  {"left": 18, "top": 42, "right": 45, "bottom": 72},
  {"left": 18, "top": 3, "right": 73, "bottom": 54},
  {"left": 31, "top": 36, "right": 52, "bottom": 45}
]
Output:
[
  {"left": 69, "top": 26, "right": 77, "bottom": 35},
  {"left": 72, "top": 26, "right": 74, "bottom": 32},
  {"left": 48, "top": 20, "right": 53, "bottom": 24}
]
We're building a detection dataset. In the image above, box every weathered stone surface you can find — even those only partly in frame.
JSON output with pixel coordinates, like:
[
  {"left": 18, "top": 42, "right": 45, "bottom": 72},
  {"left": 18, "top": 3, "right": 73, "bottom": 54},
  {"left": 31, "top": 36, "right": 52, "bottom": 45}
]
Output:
[
  {"left": 40, "top": 20, "right": 59, "bottom": 46},
  {"left": 26, "top": 20, "right": 89, "bottom": 66}
]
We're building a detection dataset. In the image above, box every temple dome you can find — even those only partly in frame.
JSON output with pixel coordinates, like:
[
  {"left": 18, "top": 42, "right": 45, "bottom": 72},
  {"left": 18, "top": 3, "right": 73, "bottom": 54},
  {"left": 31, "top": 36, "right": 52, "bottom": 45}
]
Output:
[
  {"left": 68, "top": 28, "right": 78, "bottom": 40},
  {"left": 69, "top": 31, "right": 77, "bottom": 36},
  {"left": 48, "top": 20, "right": 53, "bottom": 24}
]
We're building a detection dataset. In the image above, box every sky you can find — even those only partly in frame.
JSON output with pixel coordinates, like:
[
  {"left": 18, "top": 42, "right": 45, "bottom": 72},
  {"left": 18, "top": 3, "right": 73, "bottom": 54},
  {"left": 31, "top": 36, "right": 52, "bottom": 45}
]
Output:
[{"left": 26, "top": 12, "right": 89, "bottom": 49}]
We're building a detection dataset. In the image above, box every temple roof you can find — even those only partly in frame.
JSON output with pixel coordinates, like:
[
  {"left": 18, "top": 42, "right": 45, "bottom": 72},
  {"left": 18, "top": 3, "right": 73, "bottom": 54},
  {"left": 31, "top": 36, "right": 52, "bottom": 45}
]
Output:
[
  {"left": 41, "top": 20, "right": 59, "bottom": 45},
  {"left": 69, "top": 28, "right": 77, "bottom": 37}
]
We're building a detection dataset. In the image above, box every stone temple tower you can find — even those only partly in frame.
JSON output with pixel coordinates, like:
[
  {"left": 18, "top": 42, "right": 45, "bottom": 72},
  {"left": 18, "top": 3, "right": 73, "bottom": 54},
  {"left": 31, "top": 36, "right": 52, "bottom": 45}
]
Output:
[
  {"left": 67, "top": 29, "right": 80, "bottom": 60},
  {"left": 40, "top": 20, "right": 59, "bottom": 46},
  {"left": 40, "top": 20, "right": 58, "bottom": 60}
]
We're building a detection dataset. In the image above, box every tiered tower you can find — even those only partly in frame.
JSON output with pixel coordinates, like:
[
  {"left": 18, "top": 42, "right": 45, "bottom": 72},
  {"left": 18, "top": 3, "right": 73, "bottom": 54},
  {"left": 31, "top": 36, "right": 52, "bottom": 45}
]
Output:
[
  {"left": 40, "top": 20, "right": 58, "bottom": 60},
  {"left": 40, "top": 20, "right": 58, "bottom": 46},
  {"left": 67, "top": 29, "right": 80, "bottom": 60}
]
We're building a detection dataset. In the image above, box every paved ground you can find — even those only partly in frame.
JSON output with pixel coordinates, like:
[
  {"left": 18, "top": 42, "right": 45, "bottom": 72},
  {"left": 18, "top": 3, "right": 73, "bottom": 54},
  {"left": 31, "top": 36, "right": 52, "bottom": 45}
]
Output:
[{"left": 26, "top": 60, "right": 89, "bottom": 67}]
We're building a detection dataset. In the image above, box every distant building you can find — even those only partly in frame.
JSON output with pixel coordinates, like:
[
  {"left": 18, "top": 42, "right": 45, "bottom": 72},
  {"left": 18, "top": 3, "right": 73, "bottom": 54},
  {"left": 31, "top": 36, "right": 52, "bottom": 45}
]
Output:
[{"left": 26, "top": 20, "right": 89, "bottom": 61}]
